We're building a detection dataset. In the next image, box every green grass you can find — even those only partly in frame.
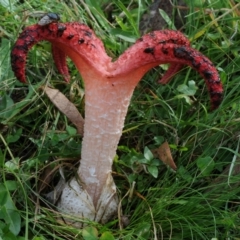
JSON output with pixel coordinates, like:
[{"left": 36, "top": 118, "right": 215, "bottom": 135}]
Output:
[{"left": 1, "top": 0, "right": 240, "bottom": 239}]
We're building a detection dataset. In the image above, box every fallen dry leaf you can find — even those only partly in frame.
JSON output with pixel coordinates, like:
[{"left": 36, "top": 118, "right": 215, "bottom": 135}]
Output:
[
  {"left": 43, "top": 86, "right": 84, "bottom": 136},
  {"left": 152, "top": 141, "right": 177, "bottom": 171}
]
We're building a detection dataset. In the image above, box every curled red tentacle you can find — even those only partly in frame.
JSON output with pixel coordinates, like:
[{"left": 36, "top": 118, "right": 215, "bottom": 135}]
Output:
[
  {"left": 113, "top": 31, "right": 223, "bottom": 110},
  {"left": 139, "top": 30, "right": 191, "bottom": 84},
  {"left": 158, "top": 63, "right": 184, "bottom": 84},
  {"left": 173, "top": 46, "right": 223, "bottom": 109},
  {"left": 11, "top": 22, "right": 110, "bottom": 83},
  {"left": 52, "top": 45, "right": 70, "bottom": 82},
  {"left": 11, "top": 28, "right": 39, "bottom": 83}
]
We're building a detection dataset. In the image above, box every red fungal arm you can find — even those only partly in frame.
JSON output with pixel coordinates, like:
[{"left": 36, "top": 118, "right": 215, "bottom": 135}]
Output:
[
  {"left": 141, "top": 30, "right": 190, "bottom": 84},
  {"left": 173, "top": 46, "right": 222, "bottom": 110},
  {"left": 52, "top": 45, "right": 70, "bottom": 82},
  {"left": 11, "top": 22, "right": 110, "bottom": 83},
  {"left": 11, "top": 30, "right": 36, "bottom": 83},
  {"left": 113, "top": 31, "right": 223, "bottom": 110}
]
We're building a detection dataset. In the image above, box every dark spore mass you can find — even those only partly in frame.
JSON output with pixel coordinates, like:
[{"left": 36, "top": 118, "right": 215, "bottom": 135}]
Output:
[
  {"left": 174, "top": 46, "right": 195, "bottom": 62},
  {"left": 78, "top": 38, "right": 85, "bottom": 44},
  {"left": 144, "top": 47, "right": 154, "bottom": 54},
  {"left": 161, "top": 46, "right": 168, "bottom": 55},
  {"left": 174, "top": 46, "right": 188, "bottom": 58},
  {"left": 67, "top": 34, "right": 74, "bottom": 40},
  {"left": 84, "top": 30, "right": 92, "bottom": 38},
  {"left": 149, "top": 32, "right": 155, "bottom": 38},
  {"left": 203, "top": 71, "right": 213, "bottom": 80}
]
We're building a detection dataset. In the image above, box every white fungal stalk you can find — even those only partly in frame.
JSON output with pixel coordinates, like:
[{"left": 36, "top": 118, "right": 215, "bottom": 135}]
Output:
[{"left": 58, "top": 77, "right": 138, "bottom": 224}]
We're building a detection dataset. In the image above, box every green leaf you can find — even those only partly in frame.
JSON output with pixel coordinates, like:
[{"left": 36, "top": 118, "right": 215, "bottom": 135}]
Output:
[
  {"left": 113, "top": 0, "right": 139, "bottom": 36},
  {"left": 0, "top": 38, "right": 13, "bottom": 80},
  {"left": 4, "top": 181, "right": 18, "bottom": 191},
  {"left": 1, "top": 230, "right": 18, "bottom": 240},
  {"left": 1, "top": 207, "right": 21, "bottom": 236},
  {"left": 66, "top": 125, "right": 77, "bottom": 136},
  {"left": 138, "top": 158, "right": 148, "bottom": 164},
  {"left": 109, "top": 28, "right": 137, "bottom": 43},
  {"left": 153, "top": 136, "right": 164, "bottom": 145},
  {"left": 0, "top": 188, "right": 8, "bottom": 206},
  {"left": 5, "top": 158, "right": 20, "bottom": 171},
  {"left": 184, "top": 0, "right": 206, "bottom": 7},
  {"left": 171, "top": 199, "right": 188, "bottom": 205},
  {"left": 50, "top": 134, "right": 59, "bottom": 146},
  {"left": 0, "top": 94, "right": 14, "bottom": 119},
  {"left": 147, "top": 165, "right": 158, "bottom": 178},
  {"left": 177, "top": 80, "right": 198, "bottom": 96},
  {"left": 1, "top": 84, "right": 41, "bottom": 124},
  {"left": 0, "top": 148, "right": 4, "bottom": 166},
  {"left": 6, "top": 128, "right": 22, "bottom": 144},
  {"left": 32, "top": 236, "right": 46, "bottom": 240},
  {"left": 175, "top": 94, "right": 192, "bottom": 105},
  {"left": 144, "top": 146, "right": 154, "bottom": 161},
  {"left": 99, "top": 231, "right": 115, "bottom": 240},
  {"left": 0, "top": 0, "right": 16, "bottom": 11},
  {"left": 197, "top": 156, "right": 215, "bottom": 176},
  {"left": 84, "top": 0, "right": 108, "bottom": 30},
  {"left": 128, "top": 173, "right": 137, "bottom": 183},
  {"left": 178, "top": 166, "right": 193, "bottom": 182},
  {"left": 159, "top": 9, "right": 176, "bottom": 30},
  {"left": 134, "top": 222, "right": 151, "bottom": 238},
  {"left": 82, "top": 226, "right": 98, "bottom": 240},
  {"left": 150, "top": 158, "right": 161, "bottom": 167},
  {"left": 0, "top": 189, "right": 21, "bottom": 236}
]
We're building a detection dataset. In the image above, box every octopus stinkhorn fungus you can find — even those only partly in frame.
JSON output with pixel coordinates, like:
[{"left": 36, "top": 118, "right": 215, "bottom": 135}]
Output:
[{"left": 11, "top": 22, "right": 223, "bottom": 225}]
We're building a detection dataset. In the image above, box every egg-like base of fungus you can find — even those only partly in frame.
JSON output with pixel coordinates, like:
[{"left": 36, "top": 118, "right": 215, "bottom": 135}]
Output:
[{"left": 57, "top": 174, "right": 118, "bottom": 227}]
